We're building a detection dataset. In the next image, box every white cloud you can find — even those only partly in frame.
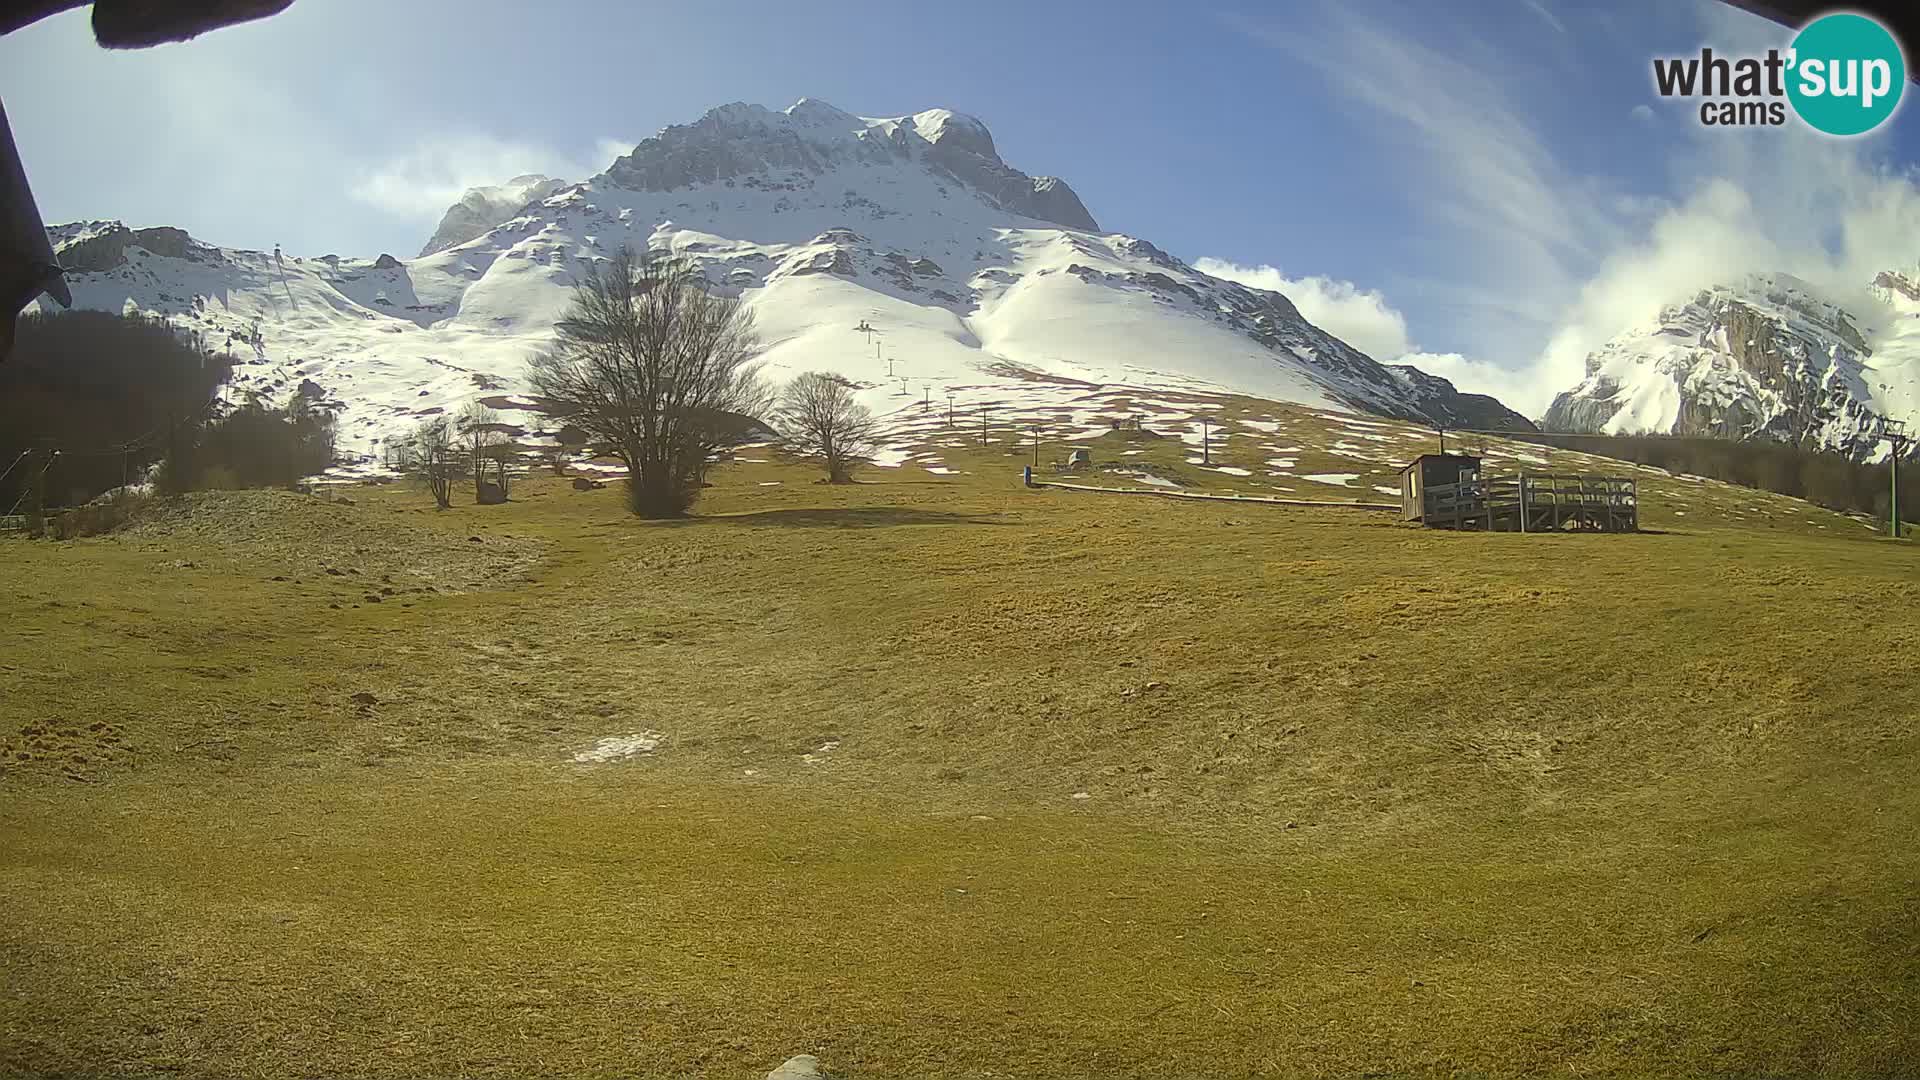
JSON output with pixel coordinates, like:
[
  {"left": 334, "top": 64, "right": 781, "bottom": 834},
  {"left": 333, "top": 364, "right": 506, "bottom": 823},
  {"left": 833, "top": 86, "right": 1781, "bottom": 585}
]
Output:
[
  {"left": 348, "top": 134, "right": 632, "bottom": 220},
  {"left": 1400, "top": 352, "right": 1553, "bottom": 413},
  {"left": 1192, "top": 258, "right": 1413, "bottom": 360},
  {"left": 1194, "top": 257, "right": 1558, "bottom": 413}
]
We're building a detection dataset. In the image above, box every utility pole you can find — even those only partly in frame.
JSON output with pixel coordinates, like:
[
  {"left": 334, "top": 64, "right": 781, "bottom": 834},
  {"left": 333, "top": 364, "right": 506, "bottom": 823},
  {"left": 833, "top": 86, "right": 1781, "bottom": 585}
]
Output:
[
  {"left": 946, "top": 392, "right": 955, "bottom": 427},
  {"left": 922, "top": 383, "right": 931, "bottom": 412},
  {"left": 1200, "top": 416, "right": 1213, "bottom": 465},
  {"left": 274, "top": 243, "right": 294, "bottom": 307},
  {"left": 1030, "top": 424, "right": 1042, "bottom": 468},
  {"left": 855, "top": 319, "right": 876, "bottom": 344},
  {"left": 1438, "top": 425, "right": 1447, "bottom": 454},
  {"left": 1883, "top": 417, "right": 1910, "bottom": 538},
  {"left": 23, "top": 444, "right": 54, "bottom": 538},
  {"left": 886, "top": 357, "right": 896, "bottom": 377}
]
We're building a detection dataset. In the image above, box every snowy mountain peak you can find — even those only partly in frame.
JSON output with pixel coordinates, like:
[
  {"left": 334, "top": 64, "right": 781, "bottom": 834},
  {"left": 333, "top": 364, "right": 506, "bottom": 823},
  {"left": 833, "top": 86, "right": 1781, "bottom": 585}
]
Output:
[
  {"left": 1544, "top": 271, "right": 1918, "bottom": 457},
  {"left": 909, "top": 108, "right": 994, "bottom": 156},
  {"left": 419, "top": 174, "right": 569, "bottom": 257},
  {"left": 603, "top": 98, "right": 1100, "bottom": 233},
  {"left": 784, "top": 97, "right": 863, "bottom": 130}
]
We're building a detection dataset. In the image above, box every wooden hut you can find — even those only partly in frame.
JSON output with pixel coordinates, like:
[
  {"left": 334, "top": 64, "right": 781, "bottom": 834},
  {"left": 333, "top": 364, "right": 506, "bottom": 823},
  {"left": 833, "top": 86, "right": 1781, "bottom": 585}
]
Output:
[{"left": 1399, "top": 454, "right": 1482, "bottom": 522}]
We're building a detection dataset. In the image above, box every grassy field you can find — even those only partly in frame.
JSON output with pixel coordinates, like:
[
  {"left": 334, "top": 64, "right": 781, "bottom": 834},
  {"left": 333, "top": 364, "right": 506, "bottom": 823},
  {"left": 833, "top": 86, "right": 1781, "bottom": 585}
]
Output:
[{"left": 3, "top": 408, "right": 1918, "bottom": 1079}]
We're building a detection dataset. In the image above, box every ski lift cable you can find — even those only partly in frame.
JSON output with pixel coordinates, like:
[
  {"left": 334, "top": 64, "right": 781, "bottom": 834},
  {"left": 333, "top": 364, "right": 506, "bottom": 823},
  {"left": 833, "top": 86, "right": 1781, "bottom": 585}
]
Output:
[{"left": 0, "top": 448, "right": 29, "bottom": 485}]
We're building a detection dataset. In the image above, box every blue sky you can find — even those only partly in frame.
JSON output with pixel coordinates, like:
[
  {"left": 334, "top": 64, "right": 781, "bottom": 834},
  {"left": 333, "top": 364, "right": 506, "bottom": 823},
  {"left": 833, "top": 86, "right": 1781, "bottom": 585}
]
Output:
[{"left": 4, "top": 0, "right": 1919, "bottom": 413}]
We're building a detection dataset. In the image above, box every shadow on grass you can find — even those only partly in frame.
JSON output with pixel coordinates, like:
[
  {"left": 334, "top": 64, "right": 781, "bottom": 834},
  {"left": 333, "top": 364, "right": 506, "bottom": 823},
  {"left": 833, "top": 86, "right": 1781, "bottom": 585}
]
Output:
[{"left": 677, "top": 507, "right": 1009, "bottom": 529}]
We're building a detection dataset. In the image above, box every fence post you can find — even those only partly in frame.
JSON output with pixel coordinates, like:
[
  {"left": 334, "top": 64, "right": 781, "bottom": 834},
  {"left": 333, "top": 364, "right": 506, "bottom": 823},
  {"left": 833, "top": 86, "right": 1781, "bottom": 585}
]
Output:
[{"left": 1518, "top": 473, "right": 1527, "bottom": 534}]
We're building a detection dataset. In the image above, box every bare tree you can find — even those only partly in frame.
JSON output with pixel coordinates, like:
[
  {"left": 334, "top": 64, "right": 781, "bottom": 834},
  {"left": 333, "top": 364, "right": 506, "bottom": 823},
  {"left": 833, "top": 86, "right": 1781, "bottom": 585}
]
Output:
[
  {"left": 456, "top": 401, "right": 515, "bottom": 502},
  {"left": 526, "top": 246, "right": 766, "bottom": 517},
  {"left": 408, "top": 416, "right": 458, "bottom": 509},
  {"left": 774, "top": 371, "right": 881, "bottom": 483}
]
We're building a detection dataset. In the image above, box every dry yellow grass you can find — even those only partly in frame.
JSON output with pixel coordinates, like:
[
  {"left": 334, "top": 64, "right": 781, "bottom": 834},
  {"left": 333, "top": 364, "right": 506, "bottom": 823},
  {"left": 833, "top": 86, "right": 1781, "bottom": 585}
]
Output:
[{"left": 3, "top": 406, "right": 1918, "bottom": 1078}]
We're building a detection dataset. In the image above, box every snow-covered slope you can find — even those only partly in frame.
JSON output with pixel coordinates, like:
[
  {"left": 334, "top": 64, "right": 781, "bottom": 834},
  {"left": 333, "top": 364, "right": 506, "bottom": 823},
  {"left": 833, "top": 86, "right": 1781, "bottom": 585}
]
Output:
[
  {"left": 418, "top": 174, "right": 567, "bottom": 258},
  {"left": 1544, "top": 272, "right": 1920, "bottom": 459},
  {"left": 38, "top": 99, "right": 1532, "bottom": 471}
]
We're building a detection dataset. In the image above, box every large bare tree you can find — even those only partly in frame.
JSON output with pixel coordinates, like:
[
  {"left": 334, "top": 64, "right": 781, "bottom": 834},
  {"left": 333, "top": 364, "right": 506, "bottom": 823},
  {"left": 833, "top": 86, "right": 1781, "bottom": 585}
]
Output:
[
  {"left": 774, "top": 371, "right": 882, "bottom": 484},
  {"left": 527, "top": 246, "right": 766, "bottom": 517}
]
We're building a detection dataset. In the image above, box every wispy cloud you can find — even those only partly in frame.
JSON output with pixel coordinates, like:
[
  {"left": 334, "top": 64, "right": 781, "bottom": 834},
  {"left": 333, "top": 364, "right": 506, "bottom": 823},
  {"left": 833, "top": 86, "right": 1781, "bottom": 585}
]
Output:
[
  {"left": 348, "top": 134, "right": 631, "bottom": 221},
  {"left": 1230, "top": 2, "right": 1628, "bottom": 330},
  {"left": 1522, "top": 0, "right": 1567, "bottom": 36},
  {"left": 1227, "top": 0, "right": 1920, "bottom": 419}
]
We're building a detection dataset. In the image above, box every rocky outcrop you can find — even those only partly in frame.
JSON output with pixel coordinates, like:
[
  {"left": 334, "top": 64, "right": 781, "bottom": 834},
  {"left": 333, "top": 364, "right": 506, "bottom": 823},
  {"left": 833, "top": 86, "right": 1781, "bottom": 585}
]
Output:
[
  {"left": 1540, "top": 383, "right": 1619, "bottom": 432},
  {"left": 603, "top": 99, "right": 1099, "bottom": 232},
  {"left": 1873, "top": 269, "right": 1920, "bottom": 303},
  {"left": 57, "top": 225, "right": 214, "bottom": 271},
  {"left": 916, "top": 123, "right": 1097, "bottom": 231}
]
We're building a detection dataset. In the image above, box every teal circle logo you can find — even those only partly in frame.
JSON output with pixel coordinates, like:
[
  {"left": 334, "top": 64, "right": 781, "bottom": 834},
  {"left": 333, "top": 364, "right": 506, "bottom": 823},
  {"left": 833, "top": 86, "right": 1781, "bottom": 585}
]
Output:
[{"left": 1786, "top": 13, "right": 1906, "bottom": 136}]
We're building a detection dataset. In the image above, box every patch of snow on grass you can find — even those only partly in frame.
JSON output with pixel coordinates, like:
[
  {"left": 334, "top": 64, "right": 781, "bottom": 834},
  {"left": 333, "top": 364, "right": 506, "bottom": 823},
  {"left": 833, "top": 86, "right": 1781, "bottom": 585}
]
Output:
[
  {"left": 573, "top": 732, "right": 664, "bottom": 763},
  {"left": 1302, "top": 472, "right": 1360, "bottom": 486},
  {"left": 1116, "top": 471, "right": 1180, "bottom": 487}
]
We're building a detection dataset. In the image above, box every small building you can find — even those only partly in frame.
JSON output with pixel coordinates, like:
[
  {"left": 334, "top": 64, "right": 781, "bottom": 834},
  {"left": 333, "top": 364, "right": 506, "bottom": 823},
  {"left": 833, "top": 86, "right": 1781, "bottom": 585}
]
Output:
[{"left": 1399, "top": 453, "right": 1481, "bottom": 522}]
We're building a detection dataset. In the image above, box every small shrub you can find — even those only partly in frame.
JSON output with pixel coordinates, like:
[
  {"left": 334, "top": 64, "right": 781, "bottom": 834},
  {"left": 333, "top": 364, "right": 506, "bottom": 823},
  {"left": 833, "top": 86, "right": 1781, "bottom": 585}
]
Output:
[{"left": 50, "top": 490, "right": 152, "bottom": 539}]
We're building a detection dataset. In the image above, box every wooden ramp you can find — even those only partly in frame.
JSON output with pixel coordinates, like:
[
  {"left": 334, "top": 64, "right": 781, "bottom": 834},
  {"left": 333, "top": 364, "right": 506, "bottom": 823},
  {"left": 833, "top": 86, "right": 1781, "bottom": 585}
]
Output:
[{"left": 1422, "top": 473, "right": 1638, "bottom": 532}]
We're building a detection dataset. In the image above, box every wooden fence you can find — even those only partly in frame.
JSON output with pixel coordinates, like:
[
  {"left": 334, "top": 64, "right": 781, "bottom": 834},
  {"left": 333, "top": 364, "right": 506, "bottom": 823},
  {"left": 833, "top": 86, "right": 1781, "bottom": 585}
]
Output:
[
  {"left": 1423, "top": 473, "right": 1637, "bottom": 533},
  {"left": 1029, "top": 476, "right": 1399, "bottom": 511}
]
